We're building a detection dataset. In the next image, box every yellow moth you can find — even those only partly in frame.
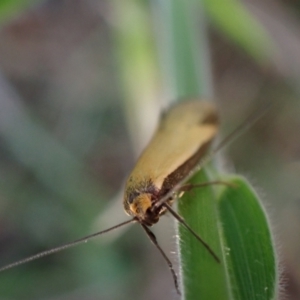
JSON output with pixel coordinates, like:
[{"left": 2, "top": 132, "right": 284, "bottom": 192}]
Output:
[
  {"left": 1, "top": 99, "right": 254, "bottom": 294},
  {"left": 123, "top": 100, "right": 218, "bottom": 226}
]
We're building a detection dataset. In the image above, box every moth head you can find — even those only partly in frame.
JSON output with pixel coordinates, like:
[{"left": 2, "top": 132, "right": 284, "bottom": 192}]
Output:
[{"left": 124, "top": 193, "right": 158, "bottom": 226}]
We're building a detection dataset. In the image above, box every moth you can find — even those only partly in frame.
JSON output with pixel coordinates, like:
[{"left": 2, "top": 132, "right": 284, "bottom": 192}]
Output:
[{"left": 0, "top": 99, "right": 266, "bottom": 294}]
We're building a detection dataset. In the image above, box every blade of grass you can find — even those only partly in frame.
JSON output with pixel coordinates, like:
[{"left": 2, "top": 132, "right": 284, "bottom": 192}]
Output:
[
  {"left": 177, "top": 169, "right": 230, "bottom": 299},
  {"left": 155, "top": 1, "right": 228, "bottom": 297},
  {"left": 153, "top": 0, "right": 213, "bottom": 98},
  {"left": 112, "top": 0, "right": 160, "bottom": 153},
  {"left": 154, "top": 1, "right": 277, "bottom": 298},
  {"left": 202, "top": 0, "right": 272, "bottom": 62},
  {"left": 178, "top": 171, "right": 278, "bottom": 300},
  {"left": 218, "top": 176, "right": 278, "bottom": 300}
]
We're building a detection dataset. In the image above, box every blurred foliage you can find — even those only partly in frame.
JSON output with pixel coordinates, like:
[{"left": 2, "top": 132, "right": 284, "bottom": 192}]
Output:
[
  {"left": 153, "top": 0, "right": 213, "bottom": 98},
  {"left": 203, "top": 0, "right": 272, "bottom": 62},
  {"left": 0, "top": 0, "right": 39, "bottom": 22},
  {"left": 0, "top": 0, "right": 299, "bottom": 299}
]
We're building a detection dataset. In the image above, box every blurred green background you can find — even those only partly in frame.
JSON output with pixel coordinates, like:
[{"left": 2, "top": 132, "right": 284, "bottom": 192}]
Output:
[{"left": 0, "top": 0, "right": 299, "bottom": 299}]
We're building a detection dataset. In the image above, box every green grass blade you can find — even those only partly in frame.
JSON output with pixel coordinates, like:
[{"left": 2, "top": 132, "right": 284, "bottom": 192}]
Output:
[
  {"left": 177, "top": 172, "right": 278, "bottom": 300},
  {"left": 155, "top": 0, "right": 212, "bottom": 98},
  {"left": 202, "top": 0, "right": 272, "bottom": 61},
  {"left": 155, "top": 1, "right": 277, "bottom": 298},
  {"left": 177, "top": 170, "right": 230, "bottom": 299},
  {"left": 219, "top": 176, "right": 278, "bottom": 300}
]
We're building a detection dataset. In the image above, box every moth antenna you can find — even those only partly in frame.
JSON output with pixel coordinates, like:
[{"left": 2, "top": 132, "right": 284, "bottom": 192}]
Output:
[
  {"left": 163, "top": 203, "right": 220, "bottom": 263},
  {"left": 154, "top": 102, "right": 272, "bottom": 209},
  {"left": 0, "top": 218, "right": 136, "bottom": 273},
  {"left": 212, "top": 101, "right": 272, "bottom": 154},
  {"left": 141, "top": 224, "right": 181, "bottom": 295}
]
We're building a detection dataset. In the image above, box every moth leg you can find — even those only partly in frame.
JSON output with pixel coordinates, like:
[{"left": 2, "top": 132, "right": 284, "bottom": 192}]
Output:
[
  {"left": 178, "top": 180, "right": 236, "bottom": 194},
  {"left": 164, "top": 203, "right": 220, "bottom": 263},
  {"left": 141, "top": 224, "right": 181, "bottom": 295}
]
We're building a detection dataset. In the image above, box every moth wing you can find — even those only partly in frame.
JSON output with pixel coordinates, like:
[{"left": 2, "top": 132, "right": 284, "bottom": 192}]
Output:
[{"left": 127, "top": 101, "right": 219, "bottom": 190}]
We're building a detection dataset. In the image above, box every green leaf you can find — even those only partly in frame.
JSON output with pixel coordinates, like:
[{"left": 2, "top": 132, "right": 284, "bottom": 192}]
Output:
[
  {"left": 177, "top": 172, "right": 278, "bottom": 300},
  {"left": 218, "top": 176, "right": 277, "bottom": 300},
  {"left": 177, "top": 169, "right": 230, "bottom": 299}
]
